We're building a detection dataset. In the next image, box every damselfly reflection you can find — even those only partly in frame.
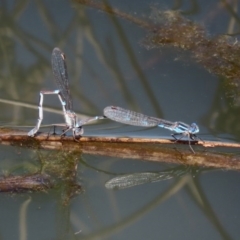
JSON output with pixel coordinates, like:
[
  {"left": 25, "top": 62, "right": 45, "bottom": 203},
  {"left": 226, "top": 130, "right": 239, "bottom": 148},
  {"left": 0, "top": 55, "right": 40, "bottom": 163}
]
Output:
[
  {"left": 28, "top": 48, "right": 102, "bottom": 138},
  {"left": 105, "top": 166, "right": 190, "bottom": 190}
]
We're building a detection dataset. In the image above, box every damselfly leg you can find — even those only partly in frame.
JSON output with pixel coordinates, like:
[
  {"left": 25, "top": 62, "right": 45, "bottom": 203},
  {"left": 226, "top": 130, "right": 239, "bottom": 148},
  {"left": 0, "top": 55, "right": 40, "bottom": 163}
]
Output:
[
  {"left": 28, "top": 47, "right": 102, "bottom": 139},
  {"left": 104, "top": 106, "right": 201, "bottom": 154}
]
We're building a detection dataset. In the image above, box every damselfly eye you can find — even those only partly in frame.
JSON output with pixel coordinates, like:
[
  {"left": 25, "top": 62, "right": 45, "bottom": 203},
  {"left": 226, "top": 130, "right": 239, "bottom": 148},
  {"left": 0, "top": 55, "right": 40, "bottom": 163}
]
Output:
[{"left": 190, "top": 123, "right": 199, "bottom": 134}]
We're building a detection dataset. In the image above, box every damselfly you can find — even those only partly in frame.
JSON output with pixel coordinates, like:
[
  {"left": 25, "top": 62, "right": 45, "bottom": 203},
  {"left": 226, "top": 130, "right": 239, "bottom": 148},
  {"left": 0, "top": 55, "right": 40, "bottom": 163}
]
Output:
[
  {"left": 104, "top": 106, "right": 200, "bottom": 153},
  {"left": 28, "top": 47, "right": 102, "bottom": 138}
]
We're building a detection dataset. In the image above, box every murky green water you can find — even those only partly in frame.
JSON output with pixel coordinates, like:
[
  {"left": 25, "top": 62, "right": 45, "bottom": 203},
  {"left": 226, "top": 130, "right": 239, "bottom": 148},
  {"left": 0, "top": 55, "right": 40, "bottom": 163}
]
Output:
[{"left": 0, "top": 0, "right": 240, "bottom": 239}]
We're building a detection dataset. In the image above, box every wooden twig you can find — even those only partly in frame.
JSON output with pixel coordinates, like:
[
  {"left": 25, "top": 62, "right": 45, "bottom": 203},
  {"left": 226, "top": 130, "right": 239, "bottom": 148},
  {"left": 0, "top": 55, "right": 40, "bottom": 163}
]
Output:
[
  {"left": 0, "top": 127, "right": 239, "bottom": 148},
  {"left": 0, "top": 128, "right": 240, "bottom": 170},
  {"left": 0, "top": 174, "right": 52, "bottom": 192}
]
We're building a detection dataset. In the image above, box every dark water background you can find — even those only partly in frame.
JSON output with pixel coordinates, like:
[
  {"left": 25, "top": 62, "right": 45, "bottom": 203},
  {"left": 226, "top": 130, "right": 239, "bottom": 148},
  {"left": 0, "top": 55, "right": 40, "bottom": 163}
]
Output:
[{"left": 0, "top": 0, "right": 240, "bottom": 239}]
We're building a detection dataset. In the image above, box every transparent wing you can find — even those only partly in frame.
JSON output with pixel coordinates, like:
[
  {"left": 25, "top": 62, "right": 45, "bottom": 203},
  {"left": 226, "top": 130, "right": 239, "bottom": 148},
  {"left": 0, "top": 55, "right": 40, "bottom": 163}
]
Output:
[
  {"left": 105, "top": 167, "right": 189, "bottom": 190},
  {"left": 52, "top": 47, "right": 73, "bottom": 111},
  {"left": 104, "top": 106, "right": 173, "bottom": 127}
]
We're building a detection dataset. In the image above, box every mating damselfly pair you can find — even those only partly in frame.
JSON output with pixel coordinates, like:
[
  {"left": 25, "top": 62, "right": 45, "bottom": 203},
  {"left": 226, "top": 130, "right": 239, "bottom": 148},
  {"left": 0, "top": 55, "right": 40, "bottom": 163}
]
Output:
[{"left": 28, "top": 47, "right": 200, "bottom": 153}]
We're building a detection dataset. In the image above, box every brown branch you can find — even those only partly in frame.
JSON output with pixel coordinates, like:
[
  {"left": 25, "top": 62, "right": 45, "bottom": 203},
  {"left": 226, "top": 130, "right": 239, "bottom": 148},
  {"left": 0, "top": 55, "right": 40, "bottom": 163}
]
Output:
[
  {"left": 1, "top": 128, "right": 240, "bottom": 170},
  {"left": 0, "top": 174, "right": 52, "bottom": 192}
]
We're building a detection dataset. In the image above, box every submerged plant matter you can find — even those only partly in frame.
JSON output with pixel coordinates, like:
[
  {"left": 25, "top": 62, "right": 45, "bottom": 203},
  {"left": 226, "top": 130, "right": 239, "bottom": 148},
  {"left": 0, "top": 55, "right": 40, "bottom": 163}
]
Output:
[
  {"left": 0, "top": 138, "right": 81, "bottom": 204},
  {"left": 143, "top": 9, "right": 240, "bottom": 104},
  {"left": 75, "top": 0, "right": 240, "bottom": 105}
]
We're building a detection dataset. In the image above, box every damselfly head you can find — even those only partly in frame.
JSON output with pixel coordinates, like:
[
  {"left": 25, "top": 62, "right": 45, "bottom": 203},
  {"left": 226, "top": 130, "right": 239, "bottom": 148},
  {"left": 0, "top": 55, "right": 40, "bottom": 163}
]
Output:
[{"left": 190, "top": 123, "right": 199, "bottom": 134}]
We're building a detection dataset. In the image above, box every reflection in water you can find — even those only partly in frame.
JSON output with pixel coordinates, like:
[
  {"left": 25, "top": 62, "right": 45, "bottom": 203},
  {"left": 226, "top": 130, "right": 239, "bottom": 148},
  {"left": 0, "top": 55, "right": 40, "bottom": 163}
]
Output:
[
  {"left": 76, "top": 0, "right": 240, "bottom": 106},
  {"left": 105, "top": 165, "right": 191, "bottom": 189},
  {"left": 81, "top": 163, "right": 232, "bottom": 240},
  {"left": 0, "top": 146, "right": 81, "bottom": 204},
  {"left": 74, "top": 0, "right": 240, "bottom": 144},
  {"left": 2, "top": 0, "right": 240, "bottom": 140},
  {"left": 0, "top": 1, "right": 239, "bottom": 239},
  {"left": 203, "top": 79, "right": 240, "bottom": 140},
  {"left": 0, "top": 143, "right": 236, "bottom": 240},
  {"left": 19, "top": 197, "right": 31, "bottom": 240},
  {"left": 0, "top": 173, "right": 51, "bottom": 192}
]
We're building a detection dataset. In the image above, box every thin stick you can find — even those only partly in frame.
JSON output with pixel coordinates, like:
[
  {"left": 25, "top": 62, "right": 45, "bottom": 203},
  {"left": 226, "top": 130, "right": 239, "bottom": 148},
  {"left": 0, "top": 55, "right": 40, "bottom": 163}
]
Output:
[{"left": 0, "top": 128, "right": 240, "bottom": 170}]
